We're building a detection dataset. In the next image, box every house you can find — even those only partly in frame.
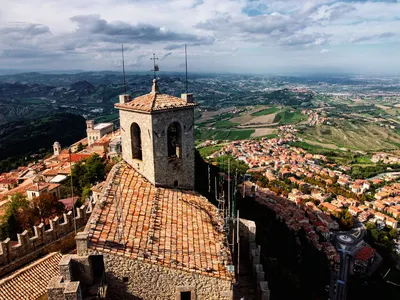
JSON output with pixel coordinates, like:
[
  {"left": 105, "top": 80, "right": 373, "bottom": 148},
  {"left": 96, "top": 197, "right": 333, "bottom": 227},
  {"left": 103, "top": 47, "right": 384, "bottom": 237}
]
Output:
[
  {"left": 354, "top": 246, "right": 375, "bottom": 274},
  {"left": 373, "top": 200, "right": 386, "bottom": 211},
  {"left": 0, "top": 178, "right": 17, "bottom": 191},
  {"left": 386, "top": 217, "right": 398, "bottom": 229},
  {"left": 348, "top": 206, "right": 361, "bottom": 216},
  {"left": 86, "top": 120, "right": 113, "bottom": 146},
  {"left": 26, "top": 182, "right": 61, "bottom": 200}
]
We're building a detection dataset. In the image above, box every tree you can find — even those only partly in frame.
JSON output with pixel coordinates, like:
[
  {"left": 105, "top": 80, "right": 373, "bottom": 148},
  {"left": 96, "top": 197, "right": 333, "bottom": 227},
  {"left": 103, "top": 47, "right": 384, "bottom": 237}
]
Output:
[
  {"left": 215, "top": 155, "right": 249, "bottom": 177},
  {"left": 32, "top": 193, "right": 65, "bottom": 223},
  {"left": 336, "top": 209, "right": 354, "bottom": 230},
  {"left": 0, "top": 193, "right": 34, "bottom": 240},
  {"left": 71, "top": 153, "right": 106, "bottom": 196},
  {"left": 76, "top": 142, "right": 84, "bottom": 152}
]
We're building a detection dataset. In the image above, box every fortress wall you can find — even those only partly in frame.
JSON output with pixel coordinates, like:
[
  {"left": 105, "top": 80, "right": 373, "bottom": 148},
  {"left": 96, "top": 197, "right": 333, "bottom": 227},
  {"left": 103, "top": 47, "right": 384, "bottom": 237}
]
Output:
[{"left": 0, "top": 201, "right": 94, "bottom": 277}]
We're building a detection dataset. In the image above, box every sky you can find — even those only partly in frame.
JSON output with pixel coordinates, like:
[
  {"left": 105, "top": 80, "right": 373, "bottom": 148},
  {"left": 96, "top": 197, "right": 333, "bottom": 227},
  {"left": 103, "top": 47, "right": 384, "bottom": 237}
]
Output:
[{"left": 0, "top": 0, "right": 400, "bottom": 75}]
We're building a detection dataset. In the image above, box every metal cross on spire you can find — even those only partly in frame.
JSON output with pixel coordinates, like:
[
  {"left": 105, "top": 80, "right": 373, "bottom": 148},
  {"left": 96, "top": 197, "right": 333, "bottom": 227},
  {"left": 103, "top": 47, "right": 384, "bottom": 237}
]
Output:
[{"left": 150, "top": 53, "right": 159, "bottom": 79}]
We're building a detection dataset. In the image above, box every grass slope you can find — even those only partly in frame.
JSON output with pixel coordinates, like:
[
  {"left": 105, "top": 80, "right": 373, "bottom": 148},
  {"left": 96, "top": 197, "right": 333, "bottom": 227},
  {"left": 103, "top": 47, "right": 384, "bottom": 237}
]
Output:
[
  {"left": 274, "top": 109, "right": 307, "bottom": 125},
  {"left": 251, "top": 106, "right": 280, "bottom": 117},
  {"left": 300, "top": 120, "right": 400, "bottom": 151}
]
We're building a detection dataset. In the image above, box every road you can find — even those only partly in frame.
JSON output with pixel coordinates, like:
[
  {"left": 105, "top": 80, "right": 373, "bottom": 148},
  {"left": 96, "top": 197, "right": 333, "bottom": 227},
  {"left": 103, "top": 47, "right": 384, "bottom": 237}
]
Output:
[{"left": 329, "top": 222, "right": 366, "bottom": 300}]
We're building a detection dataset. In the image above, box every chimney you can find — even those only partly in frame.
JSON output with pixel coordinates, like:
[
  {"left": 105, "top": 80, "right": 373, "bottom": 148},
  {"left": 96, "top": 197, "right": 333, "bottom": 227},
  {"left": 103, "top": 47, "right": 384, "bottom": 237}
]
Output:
[
  {"left": 181, "top": 93, "right": 193, "bottom": 103},
  {"left": 119, "top": 94, "right": 131, "bottom": 104}
]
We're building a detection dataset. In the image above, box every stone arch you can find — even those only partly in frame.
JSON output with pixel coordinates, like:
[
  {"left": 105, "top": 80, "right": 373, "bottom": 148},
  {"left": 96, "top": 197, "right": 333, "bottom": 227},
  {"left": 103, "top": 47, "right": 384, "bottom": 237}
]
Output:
[
  {"left": 130, "top": 123, "right": 142, "bottom": 160},
  {"left": 167, "top": 122, "right": 182, "bottom": 158}
]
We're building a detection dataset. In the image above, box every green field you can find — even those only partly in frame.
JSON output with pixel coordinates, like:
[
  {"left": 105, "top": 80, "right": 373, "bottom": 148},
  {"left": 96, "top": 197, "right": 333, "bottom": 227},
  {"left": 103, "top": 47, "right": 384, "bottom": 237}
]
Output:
[
  {"left": 300, "top": 120, "right": 400, "bottom": 151},
  {"left": 355, "top": 156, "right": 373, "bottom": 164},
  {"left": 198, "top": 145, "right": 224, "bottom": 157},
  {"left": 251, "top": 107, "right": 280, "bottom": 117},
  {"left": 214, "top": 120, "right": 239, "bottom": 129},
  {"left": 273, "top": 109, "right": 307, "bottom": 125},
  {"left": 195, "top": 128, "right": 254, "bottom": 141},
  {"left": 94, "top": 113, "right": 119, "bottom": 123}
]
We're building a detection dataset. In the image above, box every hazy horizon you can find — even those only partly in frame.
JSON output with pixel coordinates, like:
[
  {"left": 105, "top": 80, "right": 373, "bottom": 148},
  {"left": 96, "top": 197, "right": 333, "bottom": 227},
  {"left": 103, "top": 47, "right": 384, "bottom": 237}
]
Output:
[{"left": 1, "top": 0, "right": 400, "bottom": 75}]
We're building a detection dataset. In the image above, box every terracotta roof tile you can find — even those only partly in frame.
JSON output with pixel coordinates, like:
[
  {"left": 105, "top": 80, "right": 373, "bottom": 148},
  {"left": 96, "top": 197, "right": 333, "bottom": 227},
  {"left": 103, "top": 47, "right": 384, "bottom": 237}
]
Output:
[
  {"left": 0, "top": 252, "right": 62, "bottom": 300},
  {"left": 87, "top": 162, "right": 233, "bottom": 281},
  {"left": 115, "top": 93, "right": 197, "bottom": 113}
]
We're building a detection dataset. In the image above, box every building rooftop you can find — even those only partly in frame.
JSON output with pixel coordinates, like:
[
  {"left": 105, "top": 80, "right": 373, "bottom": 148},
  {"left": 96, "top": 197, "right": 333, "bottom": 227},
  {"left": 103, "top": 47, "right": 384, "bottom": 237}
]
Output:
[
  {"left": 93, "top": 123, "right": 113, "bottom": 130},
  {"left": 87, "top": 162, "right": 233, "bottom": 281},
  {"left": 0, "top": 252, "right": 62, "bottom": 300},
  {"left": 115, "top": 80, "right": 197, "bottom": 113}
]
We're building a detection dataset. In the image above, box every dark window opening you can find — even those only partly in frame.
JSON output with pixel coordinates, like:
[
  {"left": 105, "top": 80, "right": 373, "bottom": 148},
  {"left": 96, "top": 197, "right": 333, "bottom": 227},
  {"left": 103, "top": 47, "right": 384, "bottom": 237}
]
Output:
[
  {"left": 167, "top": 122, "right": 182, "bottom": 158},
  {"left": 91, "top": 255, "right": 105, "bottom": 283},
  {"left": 174, "top": 180, "right": 178, "bottom": 187},
  {"left": 131, "top": 123, "right": 142, "bottom": 160},
  {"left": 180, "top": 291, "right": 191, "bottom": 300}
]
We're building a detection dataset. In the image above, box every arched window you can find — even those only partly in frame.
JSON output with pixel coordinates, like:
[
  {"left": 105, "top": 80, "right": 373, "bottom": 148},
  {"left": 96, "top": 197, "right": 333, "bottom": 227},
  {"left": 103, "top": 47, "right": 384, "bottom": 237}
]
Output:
[
  {"left": 167, "top": 122, "right": 182, "bottom": 158},
  {"left": 131, "top": 123, "right": 142, "bottom": 160}
]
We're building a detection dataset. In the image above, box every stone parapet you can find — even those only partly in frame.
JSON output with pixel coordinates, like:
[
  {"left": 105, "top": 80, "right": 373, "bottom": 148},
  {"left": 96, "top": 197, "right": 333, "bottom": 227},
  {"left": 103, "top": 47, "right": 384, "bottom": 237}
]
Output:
[{"left": 0, "top": 201, "right": 94, "bottom": 273}]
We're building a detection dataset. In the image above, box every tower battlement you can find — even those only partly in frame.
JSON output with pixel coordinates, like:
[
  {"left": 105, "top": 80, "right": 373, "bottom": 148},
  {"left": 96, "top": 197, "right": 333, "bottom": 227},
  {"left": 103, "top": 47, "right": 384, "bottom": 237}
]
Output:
[{"left": 0, "top": 202, "right": 94, "bottom": 276}]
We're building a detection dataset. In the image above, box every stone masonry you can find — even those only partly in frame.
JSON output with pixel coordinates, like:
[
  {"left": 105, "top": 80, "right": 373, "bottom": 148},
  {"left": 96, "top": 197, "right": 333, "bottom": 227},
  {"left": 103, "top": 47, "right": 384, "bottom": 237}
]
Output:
[
  {"left": 87, "top": 249, "right": 232, "bottom": 300},
  {"left": 0, "top": 202, "right": 93, "bottom": 277}
]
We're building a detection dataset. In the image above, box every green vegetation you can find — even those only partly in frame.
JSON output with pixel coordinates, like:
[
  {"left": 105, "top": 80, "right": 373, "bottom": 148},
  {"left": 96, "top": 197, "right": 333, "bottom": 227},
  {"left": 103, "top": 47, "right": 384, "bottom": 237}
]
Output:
[
  {"left": 355, "top": 156, "right": 372, "bottom": 164},
  {"left": 71, "top": 154, "right": 106, "bottom": 196},
  {"left": 351, "top": 163, "right": 400, "bottom": 179},
  {"left": 251, "top": 106, "right": 280, "bottom": 117},
  {"left": 273, "top": 109, "right": 307, "bottom": 125},
  {"left": 366, "top": 223, "right": 397, "bottom": 254},
  {"left": 198, "top": 145, "right": 223, "bottom": 158},
  {"left": 195, "top": 128, "right": 255, "bottom": 141},
  {"left": 94, "top": 113, "right": 119, "bottom": 123},
  {"left": 0, "top": 193, "right": 65, "bottom": 240},
  {"left": 214, "top": 120, "right": 239, "bottom": 129},
  {"left": 213, "top": 155, "right": 249, "bottom": 176},
  {"left": 300, "top": 120, "right": 400, "bottom": 151},
  {"left": 336, "top": 209, "right": 354, "bottom": 230},
  {"left": 0, "top": 113, "right": 86, "bottom": 173}
]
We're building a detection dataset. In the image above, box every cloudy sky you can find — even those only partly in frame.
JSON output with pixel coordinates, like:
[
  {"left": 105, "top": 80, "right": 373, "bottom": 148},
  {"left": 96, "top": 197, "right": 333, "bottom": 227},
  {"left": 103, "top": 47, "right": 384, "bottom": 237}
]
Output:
[{"left": 1, "top": 0, "right": 400, "bottom": 74}]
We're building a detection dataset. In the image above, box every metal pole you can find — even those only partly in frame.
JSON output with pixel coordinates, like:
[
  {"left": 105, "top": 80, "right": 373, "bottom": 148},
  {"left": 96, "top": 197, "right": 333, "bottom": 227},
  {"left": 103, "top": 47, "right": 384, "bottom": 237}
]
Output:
[
  {"left": 185, "top": 44, "right": 188, "bottom": 93},
  {"left": 208, "top": 164, "right": 210, "bottom": 193},
  {"left": 122, "top": 44, "right": 127, "bottom": 94},
  {"left": 237, "top": 209, "right": 240, "bottom": 276},
  {"left": 215, "top": 176, "right": 217, "bottom": 201},
  {"left": 69, "top": 149, "right": 77, "bottom": 235}
]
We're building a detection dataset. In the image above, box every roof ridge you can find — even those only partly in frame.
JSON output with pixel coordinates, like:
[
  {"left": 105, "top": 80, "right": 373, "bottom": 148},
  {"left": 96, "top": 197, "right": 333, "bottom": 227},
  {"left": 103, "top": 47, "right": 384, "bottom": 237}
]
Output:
[{"left": 149, "top": 92, "right": 157, "bottom": 112}]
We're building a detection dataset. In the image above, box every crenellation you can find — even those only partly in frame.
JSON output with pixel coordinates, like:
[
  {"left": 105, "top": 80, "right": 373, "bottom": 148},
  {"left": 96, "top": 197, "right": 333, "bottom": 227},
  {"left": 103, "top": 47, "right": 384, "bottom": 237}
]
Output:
[{"left": 0, "top": 202, "right": 94, "bottom": 272}]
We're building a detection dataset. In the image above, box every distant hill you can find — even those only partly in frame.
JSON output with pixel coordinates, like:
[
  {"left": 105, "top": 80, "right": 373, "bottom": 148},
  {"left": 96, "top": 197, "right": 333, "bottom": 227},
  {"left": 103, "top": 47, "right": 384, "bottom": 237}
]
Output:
[{"left": 0, "top": 113, "right": 86, "bottom": 172}]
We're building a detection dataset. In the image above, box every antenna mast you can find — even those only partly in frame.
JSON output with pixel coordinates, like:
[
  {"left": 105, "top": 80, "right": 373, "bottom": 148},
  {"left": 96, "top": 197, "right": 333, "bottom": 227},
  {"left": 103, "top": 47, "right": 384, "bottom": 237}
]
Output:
[
  {"left": 185, "top": 44, "right": 188, "bottom": 93},
  {"left": 122, "top": 44, "right": 127, "bottom": 94}
]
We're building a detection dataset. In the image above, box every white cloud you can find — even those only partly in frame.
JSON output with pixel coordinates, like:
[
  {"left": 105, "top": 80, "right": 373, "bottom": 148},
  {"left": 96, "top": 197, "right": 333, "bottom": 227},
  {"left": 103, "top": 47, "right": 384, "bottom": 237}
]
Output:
[{"left": 0, "top": 0, "right": 399, "bottom": 74}]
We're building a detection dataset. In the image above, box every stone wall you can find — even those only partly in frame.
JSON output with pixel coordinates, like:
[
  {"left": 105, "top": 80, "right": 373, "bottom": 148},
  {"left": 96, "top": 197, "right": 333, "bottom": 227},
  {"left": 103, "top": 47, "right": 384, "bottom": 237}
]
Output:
[
  {"left": 152, "top": 108, "right": 195, "bottom": 189},
  {"left": 88, "top": 249, "right": 232, "bottom": 300},
  {"left": 0, "top": 202, "right": 93, "bottom": 277},
  {"left": 119, "top": 109, "right": 155, "bottom": 184},
  {"left": 119, "top": 106, "right": 195, "bottom": 190}
]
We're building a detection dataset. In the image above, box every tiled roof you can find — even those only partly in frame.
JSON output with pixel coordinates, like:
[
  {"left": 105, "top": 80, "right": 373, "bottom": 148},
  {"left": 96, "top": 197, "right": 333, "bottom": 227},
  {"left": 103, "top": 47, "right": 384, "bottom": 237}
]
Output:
[
  {"left": 115, "top": 93, "right": 197, "bottom": 113},
  {"left": 87, "top": 162, "right": 233, "bottom": 281},
  {"left": 355, "top": 246, "right": 375, "bottom": 262},
  {"left": 0, "top": 252, "right": 62, "bottom": 300}
]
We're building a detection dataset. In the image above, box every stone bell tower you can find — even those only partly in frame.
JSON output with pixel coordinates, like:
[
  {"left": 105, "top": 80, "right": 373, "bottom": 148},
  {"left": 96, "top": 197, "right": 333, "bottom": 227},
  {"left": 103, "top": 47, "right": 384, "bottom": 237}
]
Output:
[
  {"left": 53, "top": 141, "right": 61, "bottom": 156},
  {"left": 115, "top": 79, "right": 197, "bottom": 189}
]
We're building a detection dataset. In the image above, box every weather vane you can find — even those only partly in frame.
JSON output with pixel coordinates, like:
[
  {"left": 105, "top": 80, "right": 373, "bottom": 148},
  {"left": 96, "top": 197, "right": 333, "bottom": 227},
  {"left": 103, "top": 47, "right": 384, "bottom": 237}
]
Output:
[{"left": 150, "top": 53, "right": 159, "bottom": 79}]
